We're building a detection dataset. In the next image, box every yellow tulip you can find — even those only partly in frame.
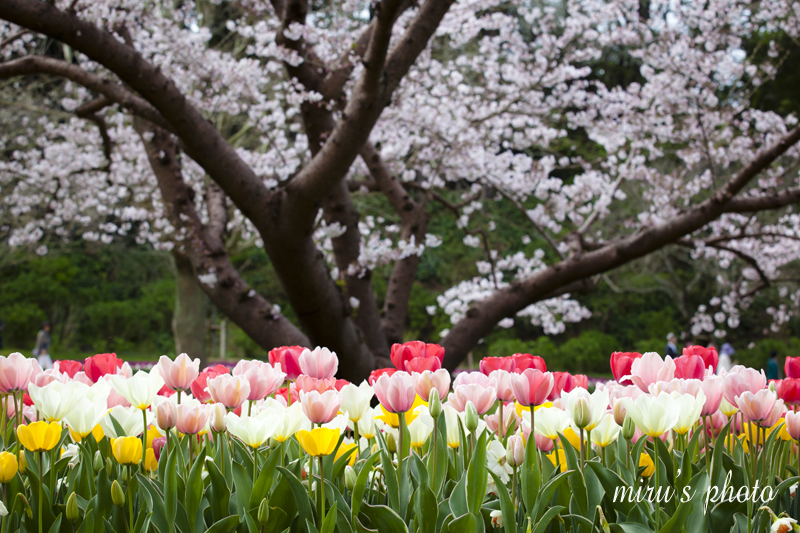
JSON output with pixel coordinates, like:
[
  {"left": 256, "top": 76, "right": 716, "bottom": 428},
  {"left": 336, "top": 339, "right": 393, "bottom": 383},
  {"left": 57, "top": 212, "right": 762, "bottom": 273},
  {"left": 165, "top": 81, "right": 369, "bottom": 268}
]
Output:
[
  {"left": 92, "top": 424, "right": 104, "bottom": 443},
  {"left": 17, "top": 422, "right": 62, "bottom": 452},
  {"left": 515, "top": 401, "right": 554, "bottom": 418},
  {"left": 0, "top": 451, "right": 18, "bottom": 483},
  {"left": 146, "top": 425, "right": 161, "bottom": 448},
  {"left": 69, "top": 427, "right": 82, "bottom": 443},
  {"left": 376, "top": 396, "right": 426, "bottom": 428},
  {"left": 18, "top": 451, "right": 26, "bottom": 474},
  {"left": 639, "top": 453, "right": 655, "bottom": 478},
  {"left": 144, "top": 448, "right": 158, "bottom": 472},
  {"left": 726, "top": 433, "right": 749, "bottom": 453},
  {"left": 111, "top": 437, "right": 143, "bottom": 465},
  {"left": 334, "top": 442, "right": 357, "bottom": 466},
  {"left": 546, "top": 449, "right": 568, "bottom": 473},
  {"left": 296, "top": 428, "right": 340, "bottom": 457}
]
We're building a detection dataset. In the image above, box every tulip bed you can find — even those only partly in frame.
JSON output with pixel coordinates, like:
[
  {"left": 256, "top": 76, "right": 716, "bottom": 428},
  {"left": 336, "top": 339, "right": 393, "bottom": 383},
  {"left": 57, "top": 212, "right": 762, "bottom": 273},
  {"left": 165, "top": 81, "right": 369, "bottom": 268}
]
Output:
[{"left": 0, "top": 344, "right": 798, "bottom": 533}]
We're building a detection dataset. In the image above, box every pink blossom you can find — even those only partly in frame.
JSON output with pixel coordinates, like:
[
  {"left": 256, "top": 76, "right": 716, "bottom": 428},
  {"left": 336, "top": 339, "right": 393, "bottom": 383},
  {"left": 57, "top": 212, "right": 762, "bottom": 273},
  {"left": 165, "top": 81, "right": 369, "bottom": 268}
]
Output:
[
  {"left": 299, "top": 390, "right": 340, "bottom": 424},
  {"left": 412, "top": 369, "right": 450, "bottom": 402},
  {"left": 626, "top": 352, "right": 675, "bottom": 393},
  {"left": 488, "top": 370, "right": 515, "bottom": 402},
  {"left": 0, "top": 353, "right": 36, "bottom": 393},
  {"left": 447, "top": 384, "right": 497, "bottom": 414},
  {"left": 723, "top": 366, "right": 767, "bottom": 405},
  {"left": 510, "top": 369, "right": 553, "bottom": 407},
  {"left": 232, "top": 360, "right": 286, "bottom": 400},
  {"left": 207, "top": 374, "right": 251, "bottom": 410},
  {"left": 158, "top": 353, "right": 201, "bottom": 392},
  {"left": 298, "top": 347, "right": 338, "bottom": 380},
  {"left": 373, "top": 371, "right": 416, "bottom": 414}
]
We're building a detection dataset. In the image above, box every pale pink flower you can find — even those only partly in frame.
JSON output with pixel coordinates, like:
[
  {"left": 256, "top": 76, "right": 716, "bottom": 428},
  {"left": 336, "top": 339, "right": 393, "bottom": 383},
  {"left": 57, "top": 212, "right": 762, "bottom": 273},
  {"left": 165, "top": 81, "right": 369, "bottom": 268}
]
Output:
[
  {"left": 31, "top": 368, "right": 68, "bottom": 387},
  {"left": 233, "top": 360, "right": 286, "bottom": 401},
  {"left": 373, "top": 371, "right": 416, "bottom": 413},
  {"left": 453, "top": 372, "right": 490, "bottom": 388},
  {"left": 484, "top": 403, "right": 518, "bottom": 433},
  {"left": 412, "top": 369, "right": 450, "bottom": 402},
  {"left": 785, "top": 411, "right": 800, "bottom": 440},
  {"left": 509, "top": 369, "right": 553, "bottom": 407},
  {"left": 207, "top": 374, "right": 251, "bottom": 409},
  {"left": 0, "top": 353, "right": 36, "bottom": 393},
  {"left": 699, "top": 376, "right": 724, "bottom": 416},
  {"left": 72, "top": 372, "right": 94, "bottom": 386},
  {"left": 298, "top": 347, "right": 338, "bottom": 380},
  {"left": 723, "top": 366, "right": 766, "bottom": 405},
  {"left": 156, "top": 400, "right": 177, "bottom": 430},
  {"left": 158, "top": 353, "right": 201, "bottom": 392},
  {"left": 299, "top": 390, "right": 341, "bottom": 424},
  {"left": 736, "top": 389, "right": 777, "bottom": 424},
  {"left": 176, "top": 403, "right": 211, "bottom": 435},
  {"left": 626, "top": 352, "right": 675, "bottom": 393},
  {"left": 488, "top": 370, "right": 515, "bottom": 402},
  {"left": 448, "top": 384, "right": 497, "bottom": 414}
]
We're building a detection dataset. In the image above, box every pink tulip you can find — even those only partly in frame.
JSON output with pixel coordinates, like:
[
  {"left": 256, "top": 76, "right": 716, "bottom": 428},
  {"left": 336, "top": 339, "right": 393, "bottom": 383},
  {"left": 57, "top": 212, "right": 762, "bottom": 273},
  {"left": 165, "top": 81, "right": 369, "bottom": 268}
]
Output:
[
  {"left": 763, "top": 398, "right": 786, "bottom": 428},
  {"left": 710, "top": 410, "right": 727, "bottom": 431},
  {"left": 448, "top": 384, "right": 497, "bottom": 415},
  {"left": 627, "top": 352, "right": 675, "bottom": 393},
  {"left": 453, "top": 372, "right": 490, "bottom": 388},
  {"left": 31, "top": 368, "right": 68, "bottom": 387},
  {"left": 0, "top": 353, "right": 36, "bottom": 393},
  {"left": 293, "top": 375, "right": 337, "bottom": 394},
  {"left": 699, "top": 376, "right": 724, "bottom": 416},
  {"left": 534, "top": 432, "right": 554, "bottom": 452},
  {"left": 510, "top": 369, "right": 553, "bottom": 407},
  {"left": 158, "top": 354, "right": 201, "bottom": 392},
  {"left": 207, "top": 374, "right": 251, "bottom": 409},
  {"left": 736, "top": 389, "right": 777, "bottom": 424},
  {"left": 232, "top": 360, "right": 286, "bottom": 401},
  {"left": 484, "top": 403, "right": 518, "bottom": 433},
  {"left": 103, "top": 375, "right": 131, "bottom": 408},
  {"left": 785, "top": 411, "right": 800, "bottom": 440},
  {"left": 479, "top": 356, "right": 515, "bottom": 375},
  {"left": 488, "top": 370, "right": 515, "bottom": 402},
  {"left": 72, "top": 372, "right": 94, "bottom": 386},
  {"left": 176, "top": 403, "right": 211, "bottom": 435},
  {"left": 506, "top": 434, "right": 525, "bottom": 466},
  {"left": 152, "top": 437, "right": 167, "bottom": 460},
  {"left": 373, "top": 371, "right": 416, "bottom": 414},
  {"left": 673, "top": 354, "right": 706, "bottom": 380},
  {"left": 156, "top": 400, "right": 177, "bottom": 430},
  {"left": 299, "top": 390, "right": 341, "bottom": 424},
  {"left": 723, "top": 365, "right": 766, "bottom": 405},
  {"left": 412, "top": 369, "right": 451, "bottom": 402},
  {"left": 298, "top": 347, "right": 338, "bottom": 380}
]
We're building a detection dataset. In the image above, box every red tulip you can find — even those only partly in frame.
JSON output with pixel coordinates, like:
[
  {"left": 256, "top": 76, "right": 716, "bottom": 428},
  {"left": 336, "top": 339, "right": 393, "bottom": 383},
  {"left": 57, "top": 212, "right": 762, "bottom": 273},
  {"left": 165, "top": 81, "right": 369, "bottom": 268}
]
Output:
[
  {"left": 673, "top": 354, "right": 706, "bottom": 380},
  {"left": 390, "top": 341, "right": 445, "bottom": 371},
  {"left": 511, "top": 353, "right": 546, "bottom": 373},
  {"left": 277, "top": 386, "right": 299, "bottom": 404},
  {"left": 479, "top": 356, "right": 515, "bottom": 375},
  {"left": 53, "top": 360, "right": 82, "bottom": 378},
  {"left": 23, "top": 392, "right": 32, "bottom": 406},
  {"left": 682, "top": 345, "right": 719, "bottom": 373},
  {"left": 548, "top": 372, "right": 579, "bottom": 401},
  {"left": 204, "top": 364, "right": 230, "bottom": 375},
  {"left": 368, "top": 367, "right": 397, "bottom": 386},
  {"left": 777, "top": 378, "right": 800, "bottom": 405},
  {"left": 573, "top": 374, "right": 589, "bottom": 389},
  {"left": 84, "top": 353, "right": 120, "bottom": 383},
  {"left": 190, "top": 367, "right": 226, "bottom": 403},
  {"left": 786, "top": 357, "right": 800, "bottom": 379},
  {"left": 404, "top": 356, "right": 442, "bottom": 373},
  {"left": 156, "top": 384, "right": 176, "bottom": 397},
  {"left": 335, "top": 379, "right": 349, "bottom": 391},
  {"left": 610, "top": 352, "right": 643, "bottom": 385},
  {"left": 268, "top": 346, "right": 305, "bottom": 381}
]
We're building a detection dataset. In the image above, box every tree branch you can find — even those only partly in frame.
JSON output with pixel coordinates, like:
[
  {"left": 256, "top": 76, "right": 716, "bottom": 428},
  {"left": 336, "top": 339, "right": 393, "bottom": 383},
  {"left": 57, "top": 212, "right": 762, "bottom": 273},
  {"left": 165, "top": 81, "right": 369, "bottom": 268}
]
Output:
[{"left": 723, "top": 187, "right": 800, "bottom": 213}]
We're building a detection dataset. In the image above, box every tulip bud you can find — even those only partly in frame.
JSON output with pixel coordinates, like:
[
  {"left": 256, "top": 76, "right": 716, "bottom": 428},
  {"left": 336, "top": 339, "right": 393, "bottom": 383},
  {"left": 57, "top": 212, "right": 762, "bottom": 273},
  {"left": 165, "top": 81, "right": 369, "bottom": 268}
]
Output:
[
  {"left": 105, "top": 457, "right": 113, "bottom": 472},
  {"left": 612, "top": 400, "right": 627, "bottom": 427},
  {"left": 386, "top": 432, "right": 397, "bottom": 454},
  {"left": 17, "top": 494, "right": 32, "bottom": 519},
  {"left": 211, "top": 402, "right": 227, "bottom": 433},
  {"left": 622, "top": 416, "right": 635, "bottom": 441},
  {"left": 345, "top": 465, "right": 357, "bottom": 490},
  {"left": 505, "top": 434, "right": 524, "bottom": 468},
  {"left": 258, "top": 498, "right": 269, "bottom": 526},
  {"left": 573, "top": 397, "right": 591, "bottom": 430},
  {"left": 111, "top": 480, "right": 125, "bottom": 507},
  {"left": 269, "top": 437, "right": 281, "bottom": 449},
  {"left": 157, "top": 401, "right": 177, "bottom": 431},
  {"left": 769, "top": 381, "right": 778, "bottom": 394},
  {"left": 18, "top": 451, "right": 26, "bottom": 475},
  {"left": 93, "top": 451, "right": 103, "bottom": 473},
  {"left": 465, "top": 402, "right": 479, "bottom": 433},
  {"left": 597, "top": 506, "right": 610, "bottom": 533},
  {"left": 428, "top": 389, "right": 442, "bottom": 419},
  {"left": 66, "top": 492, "right": 79, "bottom": 523}
]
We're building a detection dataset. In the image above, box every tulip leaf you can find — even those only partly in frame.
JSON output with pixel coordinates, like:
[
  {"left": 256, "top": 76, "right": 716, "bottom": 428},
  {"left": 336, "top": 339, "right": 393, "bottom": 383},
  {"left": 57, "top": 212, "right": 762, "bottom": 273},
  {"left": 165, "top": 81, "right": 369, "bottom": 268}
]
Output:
[
  {"left": 320, "top": 501, "right": 338, "bottom": 533},
  {"left": 232, "top": 462, "right": 253, "bottom": 520},
  {"left": 710, "top": 420, "right": 731, "bottom": 487},
  {"left": 657, "top": 494, "right": 693, "bottom": 533},
  {"left": 137, "top": 475, "right": 169, "bottom": 533},
  {"left": 373, "top": 431, "right": 400, "bottom": 511},
  {"left": 683, "top": 471, "right": 710, "bottom": 533},
  {"left": 520, "top": 429, "right": 541, "bottom": 514},
  {"left": 465, "top": 430, "right": 487, "bottom": 515},
  {"left": 185, "top": 448, "right": 206, "bottom": 533},
  {"left": 337, "top": 506, "right": 354, "bottom": 533},
  {"left": 449, "top": 474, "right": 468, "bottom": 517},
  {"left": 322, "top": 476, "right": 351, "bottom": 520},
  {"left": 350, "top": 453, "right": 379, "bottom": 520},
  {"left": 164, "top": 446, "right": 179, "bottom": 533},
  {"left": 586, "top": 462, "right": 637, "bottom": 516},
  {"left": 249, "top": 446, "right": 281, "bottom": 510},
  {"left": 415, "top": 476, "right": 440, "bottom": 533},
  {"left": 47, "top": 512, "right": 62, "bottom": 533},
  {"left": 531, "top": 469, "right": 571, "bottom": 523},
  {"left": 445, "top": 512, "right": 475, "bottom": 533},
  {"left": 488, "top": 471, "right": 516, "bottom": 533},
  {"left": 205, "top": 458, "right": 231, "bottom": 524},
  {"left": 202, "top": 515, "right": 240, "bottom": 533},
  {"left": 267, "top": 476, "right": 297, "bottom": 533},
  {"left": 276, "top": 466, "right": 315, "bottom": 527},
  {"left": 353, "top": 514, "right": 378, "bottom": 533},
  {"left": 360, "top": 502, "right": 409, "bottom": 533},
  {"left": 609, "top": 524, "right": 652, "bottom": 533},
  {"left": 558, "top": 432, "right": 588, "bottom": 518}
]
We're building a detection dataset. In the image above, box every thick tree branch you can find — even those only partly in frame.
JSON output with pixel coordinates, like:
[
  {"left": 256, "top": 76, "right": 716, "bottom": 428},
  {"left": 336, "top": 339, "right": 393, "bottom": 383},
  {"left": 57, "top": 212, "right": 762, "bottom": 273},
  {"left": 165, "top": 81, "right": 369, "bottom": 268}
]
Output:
[
  {"left": 132, "top": 116, "right": 311, "bottom": 351},
  {"left": 441, "top": 123, "right": 800, "bottom": 369},
  {"left": 0, "top": 55, "right": 174, "bottom": 132},
  {"left": 723, "top": 187, "right": 800, "bottom": 213}
]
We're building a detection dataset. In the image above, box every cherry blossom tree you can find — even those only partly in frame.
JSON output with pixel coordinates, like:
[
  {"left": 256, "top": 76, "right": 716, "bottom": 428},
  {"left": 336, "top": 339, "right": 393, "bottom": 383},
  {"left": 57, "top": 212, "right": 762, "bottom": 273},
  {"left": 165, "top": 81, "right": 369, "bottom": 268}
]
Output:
[{"left": 1, "top": 0, "right": 799, "bottom": 380}]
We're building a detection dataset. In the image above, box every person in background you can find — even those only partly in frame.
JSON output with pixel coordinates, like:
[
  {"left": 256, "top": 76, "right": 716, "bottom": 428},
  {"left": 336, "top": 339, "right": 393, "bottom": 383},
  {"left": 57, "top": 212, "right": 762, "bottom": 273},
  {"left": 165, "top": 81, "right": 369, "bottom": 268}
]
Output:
[
  {"left": 717, "top": 343, "right": 734, "bottom": 375},
  {"left": 33, "top": 322, "right": 53, "bottom": 370},
  {"left": 665, "top": 332, "right": 678, "bottom": 357},
  {"left": 767, "top": 350, "right": 780, "bottom": 381}
]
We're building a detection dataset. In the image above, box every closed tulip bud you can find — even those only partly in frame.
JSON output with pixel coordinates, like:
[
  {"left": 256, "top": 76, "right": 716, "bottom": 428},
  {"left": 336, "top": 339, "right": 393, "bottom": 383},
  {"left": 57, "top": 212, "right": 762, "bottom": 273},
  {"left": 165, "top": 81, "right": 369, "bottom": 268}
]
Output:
[
  {"left": 428, "top": 388, "right": 442, "bottom": 419},
  {"left": 345, "top": 465, "right": 357, "bottom": 490},
  {"left": 505, "top": 435, "right": 524, "bottom": 468},
  {"left": 598, "top": 506, "right": 610, "bottom": 533},
  {"left": 622, "top": 416, "right": 635, "bottom": 441},
  {"left": 66, "top": 492, "right": 79, "bottom": 523},
  {"left": 0, "top": 451, "right": 18, "bottom": 483},
  {"left": 18, "top": 451, "right": 26, "bottom": 475},
  {"left": 386, "top": 432, "right": 397, "bottom": 453},
  {"left": 258, "top": 498, "right": 269, "bottom": 526},
  {"left": 573, "top": 397, "right": 591, "bottom": 430},
  {"left": 156, "top": 401, "right": 177, "bottom": 431},
  {"left": 612, "top": 400, "right": 627, "bottom": 427},
  {"left": 211, "top": 403, "right": 227, "bottom": 433},
  {"left": 769, "top": 381, "right": 778, "bottom": 393},
  {"left": 105, "top": 457, "right": 113, "bottom": 472},
  {"left": 465, "top": 402, "right": 479, "bottom": 433},
  {"left": 93, "top": 451, "right": 103, "bottom": 473},
  {"left": 18, "top": 494, "right": 32, "bottom": 519},
  {"left": 111, "top": 480, "right": 125, "bottom": 507}
]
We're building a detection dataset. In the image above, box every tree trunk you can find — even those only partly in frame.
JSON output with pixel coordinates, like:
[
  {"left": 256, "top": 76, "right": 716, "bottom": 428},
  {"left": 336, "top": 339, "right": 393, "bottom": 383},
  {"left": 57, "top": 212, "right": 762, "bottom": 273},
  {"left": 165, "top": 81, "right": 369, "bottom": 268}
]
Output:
[{"left": 172, "top": 251, "right": 209, "bottom": 367}]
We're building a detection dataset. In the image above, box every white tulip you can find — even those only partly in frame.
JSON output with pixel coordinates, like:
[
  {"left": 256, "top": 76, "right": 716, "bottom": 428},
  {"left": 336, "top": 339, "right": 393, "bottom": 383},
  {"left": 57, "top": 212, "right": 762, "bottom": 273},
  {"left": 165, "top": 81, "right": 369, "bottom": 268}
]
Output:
[
  {"left": 65, "top": 396, "right": 108, "bottom": 438},
  {"left": 357, "top": 406, "right": 381, "bottom": 439},
  {"left": 61, "top": 443, "right": 80, "bottom": 467},
  {"left": 109, "top": 370, "right": 164, "bottom": 410},
  {"left": 671, "top": 390, "right": 706, "bottom": 434},
  {"left": 408, "top": 406, "right": 434, "bottom": 448},
  {"left": 444, "top": 404, "right": 461, "bottom": 448},
  {"left": 338, "top": 381, "right": 374, "bottom": 422},
  {"left": 100, "top": 405, "right": 153, "bottom": 438},
  {"left": 622, "top": 392, "right": 679, "bottom": 438},
  {"left": 225, "top": 411, "right": 280, "bottom": 448},
  {"left": 268, "top": 402, "right": 309, "bottom": 442},
  {"left": 486, "top": 440, "right": 513, "bottom": 483},
  {"left": 526, "top": 406, "right": 571, "bottom": 440},
  {"left": 591, "top": 413, "right": 621, "bottom": 447},
  {"left": 28, "top": 381, "right": 88, "bottom": 422},
  {"left": 561, "top": 388, "right": 609, "bottom": 431}
]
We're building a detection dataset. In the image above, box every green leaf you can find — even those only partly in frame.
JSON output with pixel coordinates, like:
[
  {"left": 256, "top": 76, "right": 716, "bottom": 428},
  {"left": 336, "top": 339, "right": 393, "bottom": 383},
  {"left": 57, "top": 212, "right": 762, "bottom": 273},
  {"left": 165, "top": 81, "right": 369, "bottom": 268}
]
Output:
[
  {"left": 164, "top": 446, "right": 178, "bottom": 533},
  {"left": 137, "top": 475, "right": 169, "bottom": 533},
  {"left": 47, "top": 513, "right": 62, "bottom": 533},
  {"left": 530, "top": 506, "right": 564, "bottom": 533},
  {"left": 531, "top": 470, "right": 571, "bottom": 523},
  {"left": 351, "top": 453, "right": 380, "bottom": 521},
  {"left": 360, "top": 502, "right": 409, "bottom": 533},
  {"left": 203, "top": 515, "right": 239, "bottom": 533},
  {"left": 231, "top": 462, "right": 253, "bottom": 519},
  {"left": 320, "top": 501, "right": 338, "bottom": 533},
  {"left": 520, "top": 429, "right": 541, "bottom": 513},
  {"left": 609, "top": 524, "right": 652, "bottom": 533},
  {"left": 558, "top": 432, "right": 588, "bottom": 517},
  {"left": 205, "top": 459, "right": 231, "bottom": 524},
  {"left": 416, "top": 473, "right": 440, "bottom": 533},
  {"left": 276, "top": 466, "right": 315, "bottom": 527},
  {"left": 186, "top": 448, "right": 207, "bottom": 533},
  {"left": 465, "top": 430, "right": 487, "bottom": 515},
  {"left": 374, "top": 431, "right": 400, "bottom": 511},
  {"left": 488, "top": 471, "right": 516, "bottom": 533},
  {"left": 249, "top": 447, "right": 281, "bottom": 510},
  {"left": 449, "top": 474, "right": 468, "bottom": 517},
  {"left": 446, "top": 512, "right": 476, "bottom": 533}
]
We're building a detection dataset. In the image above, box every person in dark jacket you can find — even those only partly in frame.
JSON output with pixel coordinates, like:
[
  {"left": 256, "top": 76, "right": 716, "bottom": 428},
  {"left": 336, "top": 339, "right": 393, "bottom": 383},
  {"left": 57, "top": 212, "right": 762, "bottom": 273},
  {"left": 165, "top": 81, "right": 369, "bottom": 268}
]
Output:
[
  {"left": 665, "top": 332, "right": 678, "bottom": 357},
  {"left": 767, "top": 350, "right": 780, "bottom": 380}
]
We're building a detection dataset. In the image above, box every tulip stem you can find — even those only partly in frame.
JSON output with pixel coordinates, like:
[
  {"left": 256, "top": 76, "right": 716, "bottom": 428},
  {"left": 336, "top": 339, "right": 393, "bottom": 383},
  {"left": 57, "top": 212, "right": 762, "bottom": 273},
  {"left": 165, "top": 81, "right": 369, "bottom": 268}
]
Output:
[
  {"left": 127, "top": 465, "right": 134, "bottom": 533},
  {"left": 141, "top": 409, "right": 147, "bottom": 471},
  {"left": 353, "top": 424, "right": 360, "bottom": 461},
  {"left": 38, "top": 452, "right": 42, "bottom": 533},
  {"left": 1, "top": 395, "right": 5, "bottom": 442},
  {"left": 579, "top": 428, "right": 585, "bottom": 481},
  {"left": 652, "top": 448, "right": 660, "bottom": 531},
  {"left": 317, "top": 456, "right": 325, "bottom": 527},
  {"left": 703, "top": 417, "right": 710, "bottom": 476},
  {"left": 498, "top": 402, "right": 504, "bottom": 441},
  {"left": 253, "top": 446, "right": 258, "bottom": 483},
  {"left": 398, "top": 412, "right": 406, "bottom": 476},
  {"left": 431, "top": 418, "right": 438, "bottom": 491}
]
